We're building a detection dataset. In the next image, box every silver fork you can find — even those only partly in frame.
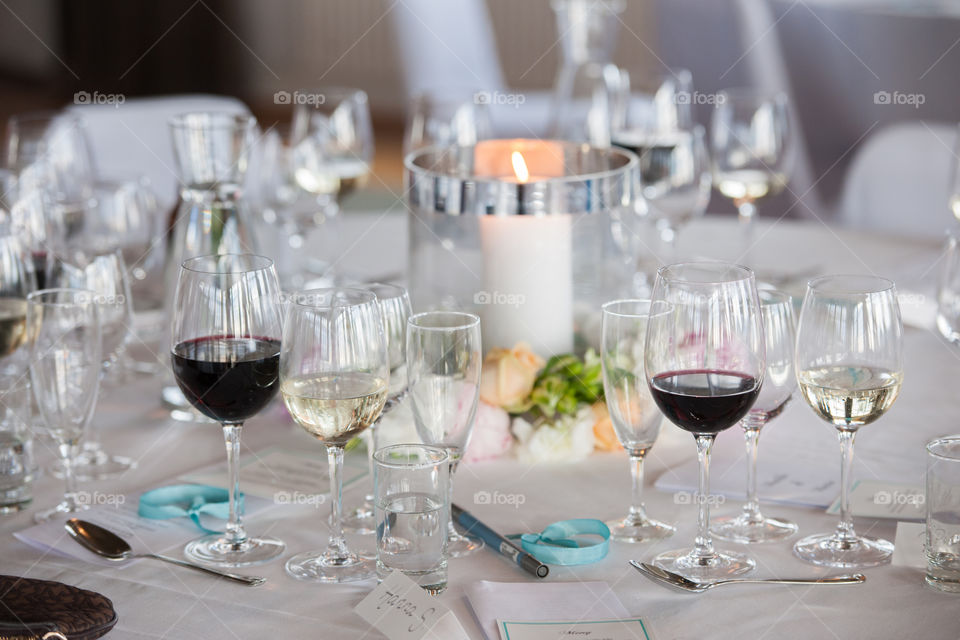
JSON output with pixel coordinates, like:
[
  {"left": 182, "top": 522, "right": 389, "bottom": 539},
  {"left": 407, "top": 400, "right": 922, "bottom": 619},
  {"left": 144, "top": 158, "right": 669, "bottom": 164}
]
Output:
[{"left": 629, "top": 560, "right": 866, "bottom": 593}]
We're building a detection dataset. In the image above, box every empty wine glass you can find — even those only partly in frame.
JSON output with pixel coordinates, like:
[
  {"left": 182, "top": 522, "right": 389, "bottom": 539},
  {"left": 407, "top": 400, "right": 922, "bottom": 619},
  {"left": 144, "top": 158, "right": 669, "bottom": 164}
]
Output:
[
  {"left": 342, "top": 283, "right": 412, "bottom": 534},
  {"left": 645, "top": 263, "right": 764, "bottom": 581},
  {"left": 280, "top": 288, "right": 389, "bottom": 582},
  {"left": 28, "top": 288, "right": 101, "bottom": 522},
  {"left": 600, "top": 299, "right": 675, "bottom": 542},
  {"left": 794, "top": 275, "right": 903, "bottom": 568},
  {"left": 403, "top": 92, "right": 492, "bottom": 154},
  {"left": 407, "top": 311, "right": 483, "bottom": 557},
  {"left": 170, "top": 254, "right": 285, "bottom": 566},
  {"left": 710, "top": 90, "right": 790, "bottom": 261},
  {"left": 0, "top": 213, "right": 35, "bottom": 375},
  {"left": 711, "top": 289, "right": 798, "bottom": 543}
]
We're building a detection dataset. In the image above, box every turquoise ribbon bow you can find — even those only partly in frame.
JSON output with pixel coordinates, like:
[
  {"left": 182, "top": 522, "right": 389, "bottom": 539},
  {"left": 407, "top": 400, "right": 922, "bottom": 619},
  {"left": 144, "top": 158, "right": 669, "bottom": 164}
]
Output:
[
  {"left": 513, "top": 519, "right": 610, "bottom": 566},
  {"left": 138, "top": 485, "right": 240, "bottom": 535}
]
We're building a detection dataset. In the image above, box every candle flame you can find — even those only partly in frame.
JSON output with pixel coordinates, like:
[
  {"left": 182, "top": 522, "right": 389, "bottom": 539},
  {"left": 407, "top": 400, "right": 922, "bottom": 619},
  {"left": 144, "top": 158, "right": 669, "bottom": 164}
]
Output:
[{"left": 511, "top": 151, "right": 530, "bottom": 183}]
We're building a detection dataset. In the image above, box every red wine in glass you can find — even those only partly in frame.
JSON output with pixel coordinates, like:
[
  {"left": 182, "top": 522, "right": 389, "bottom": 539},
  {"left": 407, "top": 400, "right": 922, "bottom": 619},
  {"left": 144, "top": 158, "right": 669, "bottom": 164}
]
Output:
[{"left": 649, "top": 370, "right": 759, "bottom": 434}]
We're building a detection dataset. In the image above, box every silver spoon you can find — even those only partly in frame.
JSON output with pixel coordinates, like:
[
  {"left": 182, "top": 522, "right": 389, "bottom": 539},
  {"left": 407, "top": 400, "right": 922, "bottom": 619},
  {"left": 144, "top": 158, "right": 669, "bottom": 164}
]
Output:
[
  {"left": 65, "top": 519, "right": 265, "bottom": 586},
  {"left": 630, "top": 560, "right": 865, "bottom": 593}
]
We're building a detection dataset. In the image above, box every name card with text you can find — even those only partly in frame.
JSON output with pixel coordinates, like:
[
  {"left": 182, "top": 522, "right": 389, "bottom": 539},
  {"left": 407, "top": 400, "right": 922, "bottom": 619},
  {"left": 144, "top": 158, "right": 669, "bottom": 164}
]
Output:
[{"left": 355, "top": 570, "right": 468, "bottom": 640}]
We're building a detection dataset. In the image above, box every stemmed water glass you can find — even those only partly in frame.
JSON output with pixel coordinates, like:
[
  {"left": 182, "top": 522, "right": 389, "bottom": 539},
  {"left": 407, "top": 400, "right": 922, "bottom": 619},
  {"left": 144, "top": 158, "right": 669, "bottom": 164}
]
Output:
[
  {"left": 170, "top": 254, "right": 285, "bottom": 566},
  {"left": 342, "top": 283, "right": 412, "bottom": 534},
  {"left": 407, "top": 311, "right": 483, "bottom": 557},
  {"left": 710, "top": 90, "right": 790, "bottom": 261},
  {"left": 793, "top": 275, "right": 903, "bottom": 568},
  {"left": 280, "top": 288, "right": 389, "bottom": 582},
  {"left": 711, "top": 289, "right": 799, "bottom": 543},
  {"left": 644, "top": 262, "right": 765, "bottom": 581},
  {"left": 28, "top": 289, "right": 101, "bottom": 522},
  {"left": 600, "top": 299, "right": 674, "bottom": 542},
  {"left": 403, "top": 92, "right": 492, "bottom": 154}
]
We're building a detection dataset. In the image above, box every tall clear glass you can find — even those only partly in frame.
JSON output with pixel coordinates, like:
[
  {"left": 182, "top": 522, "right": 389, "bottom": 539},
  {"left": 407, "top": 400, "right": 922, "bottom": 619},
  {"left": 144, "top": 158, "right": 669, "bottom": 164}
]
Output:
[
  {"left": 170, "top": 254, "right": 284, "bottom": 567},
  {"left": 28, "top": 289, "right": 101, "bottom": 522},
  {"left": 280, "top": 288, "right": 388, "bottom": 583},
  {"left": 794, "top": 275, "right": 902, "bottom": 568},
  {"left": 600, "top": 299, "right": 674, "bottom": 542},
  {"left": 644, "top": 263, "right": 764, "bottom": 581},
  {"left": 406, "top": 311, "right": 483, "bottom": 557},
  {"left": 711, "top": 289, "right": 798, "bottom": 543}
]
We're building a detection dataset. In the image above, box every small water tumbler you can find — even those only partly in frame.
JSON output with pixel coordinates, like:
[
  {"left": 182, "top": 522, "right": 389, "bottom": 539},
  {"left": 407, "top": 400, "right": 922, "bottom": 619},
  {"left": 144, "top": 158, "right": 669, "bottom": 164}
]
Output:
[
  {"left": 374, "top": 444, "right": 449, "bottom": 594},
  {"left": 0, "top": 381, "right": 34, "bottom": 513},
  {"left": 926, "top": 436, "right": 960, "bottom": 593}
]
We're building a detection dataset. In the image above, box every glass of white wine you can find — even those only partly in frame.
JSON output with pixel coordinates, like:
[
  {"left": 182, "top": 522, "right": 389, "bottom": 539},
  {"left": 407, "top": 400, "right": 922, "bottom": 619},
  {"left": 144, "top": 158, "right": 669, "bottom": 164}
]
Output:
[
  {"left": 710, "top": 90, "right": 790, "bottom": 262},
  {"left": 794, "top": 275, "right": 903, "bottom": 568},
  {"left": 280, "top": 288, "right": 389, "bottom": 583}
]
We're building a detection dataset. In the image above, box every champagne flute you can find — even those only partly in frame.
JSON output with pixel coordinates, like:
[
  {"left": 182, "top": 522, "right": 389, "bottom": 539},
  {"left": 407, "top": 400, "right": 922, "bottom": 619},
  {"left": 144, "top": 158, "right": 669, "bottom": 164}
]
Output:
[
  {"left": 711, "top": 289, "right": 799, "bottom": 543},
  {"left": 170, "top": 254, "right": 285, "bottom": 566},
  {"left": 280, "top": 288, "right": 388, "bottom": 582},
  {"left": 710, "top": 90, "right": 790, "bottom": 261},
  {"left": 407, "top": 311, "right": 482, "bottom": 557},
  {"left": 644, "top": 262, "right": 764, "bottom": 581},
  {"left": 600, "top": 299, "right": 675, "bottom": 542},
  {"left": 342, "top": 283, "right": 412, "bottom": 534},
  {"left": 793, "top": 275, "right": 903, "bottom": 568},
  {"left": 27, "top": 289, "right": 100, "bottom": 522}
]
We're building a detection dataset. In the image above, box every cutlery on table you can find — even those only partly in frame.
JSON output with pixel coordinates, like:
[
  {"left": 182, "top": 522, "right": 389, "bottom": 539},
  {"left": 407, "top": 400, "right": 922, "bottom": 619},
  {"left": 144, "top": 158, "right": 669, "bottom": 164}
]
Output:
[
  {"left": 65, "top": 519, "right": 265, "bottom": 586},
  {"left": 629, "top": 560, "right": 865, "bottom": 593}
]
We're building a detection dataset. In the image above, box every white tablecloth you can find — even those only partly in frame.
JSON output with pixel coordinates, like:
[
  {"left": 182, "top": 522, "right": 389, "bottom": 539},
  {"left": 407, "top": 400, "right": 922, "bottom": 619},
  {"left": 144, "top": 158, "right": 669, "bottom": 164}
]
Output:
[{"left": 3, "top": 214, "right": 959, "bottom": 639}]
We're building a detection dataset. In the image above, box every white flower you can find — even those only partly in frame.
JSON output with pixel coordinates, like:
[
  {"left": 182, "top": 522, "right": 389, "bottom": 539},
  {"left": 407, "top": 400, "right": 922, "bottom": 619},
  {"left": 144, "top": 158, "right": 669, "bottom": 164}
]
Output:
[{"left": 512, "top": 406, "right": 596, "bottom": 464}]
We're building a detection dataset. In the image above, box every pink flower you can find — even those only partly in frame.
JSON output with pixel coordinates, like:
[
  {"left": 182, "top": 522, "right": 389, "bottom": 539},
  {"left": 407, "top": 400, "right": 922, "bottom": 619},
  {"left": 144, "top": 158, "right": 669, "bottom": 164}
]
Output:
[{"left": 463, "top": 401, "right": 513, "bottom": 464}]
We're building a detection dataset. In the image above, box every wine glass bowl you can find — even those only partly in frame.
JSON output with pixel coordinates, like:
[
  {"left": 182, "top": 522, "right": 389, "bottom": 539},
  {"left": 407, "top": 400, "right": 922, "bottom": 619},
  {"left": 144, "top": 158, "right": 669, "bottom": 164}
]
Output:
[
  {"left": 793, "top": 275, "right": 902, "bottom": 568},
  {"left": 644, "top": 262, "right": 764, "bottom": 581}
]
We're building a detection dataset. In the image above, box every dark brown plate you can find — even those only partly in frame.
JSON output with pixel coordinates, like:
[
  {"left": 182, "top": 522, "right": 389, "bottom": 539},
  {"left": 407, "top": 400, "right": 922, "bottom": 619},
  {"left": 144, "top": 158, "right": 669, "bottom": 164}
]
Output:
[{"left": 0, "top": 575, "right": 117, "bottom": 639}]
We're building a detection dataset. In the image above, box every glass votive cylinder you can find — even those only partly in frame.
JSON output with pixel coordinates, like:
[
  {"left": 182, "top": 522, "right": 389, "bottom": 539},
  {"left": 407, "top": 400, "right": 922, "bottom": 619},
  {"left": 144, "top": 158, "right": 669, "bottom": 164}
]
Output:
[
  {"left": 374, "top": 444, "right": 449, "bottom": 594},
  {"left": 0, "top": 380, "right": 34, "bottom": 513},
  {"left": 926, "top": 436, "right": 960, "bottom": 593}
]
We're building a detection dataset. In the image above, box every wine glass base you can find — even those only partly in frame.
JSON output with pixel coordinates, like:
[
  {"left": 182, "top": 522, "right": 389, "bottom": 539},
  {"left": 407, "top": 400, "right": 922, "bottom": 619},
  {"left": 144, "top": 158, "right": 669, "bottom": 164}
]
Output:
[
  {"left": 652, "top": 547, "right": 755, "bottom": 583},
  {"left": 185, "top": 533, "right": 285, "bottom": 568},
  {"left": 448, "top": 531, "right": 484, "bottom": 557},
  {"left": 606, "top": 515, "right": 675, "bottom": 543},
  {"left": 285, "top": 549, "right": 376, "bottom": 583},
  {"left": 50, "top": 451, "right": 137, "bottom": 481},
  {"left": 34, "top": 500, "right": 88, "bottom": 523},
  {"left": 710, "top": 513, "right": 798, "bottom": 544},
  {"left": 793, "top": 532, "right": 893, "bottom": 568}
]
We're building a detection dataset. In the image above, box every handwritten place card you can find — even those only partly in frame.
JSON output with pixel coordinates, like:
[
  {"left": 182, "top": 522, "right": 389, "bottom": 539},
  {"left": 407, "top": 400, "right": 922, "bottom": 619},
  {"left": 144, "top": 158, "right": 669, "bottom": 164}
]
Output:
[
  {"left": 354, "top": 570, "right": 468, "bottom": 640},
  {"left": 498, "top": 618, "right": 651, "bottom": 640},
  {"left": 825, "top": 481, "right": 924, "bottom": 521}
]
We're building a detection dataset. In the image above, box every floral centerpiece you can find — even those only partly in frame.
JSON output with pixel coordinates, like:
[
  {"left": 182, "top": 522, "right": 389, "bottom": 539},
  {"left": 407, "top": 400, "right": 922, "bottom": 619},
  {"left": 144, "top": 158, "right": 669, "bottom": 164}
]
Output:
[{"left": 466, "top": 343, "right": 619, "bottom": 464}]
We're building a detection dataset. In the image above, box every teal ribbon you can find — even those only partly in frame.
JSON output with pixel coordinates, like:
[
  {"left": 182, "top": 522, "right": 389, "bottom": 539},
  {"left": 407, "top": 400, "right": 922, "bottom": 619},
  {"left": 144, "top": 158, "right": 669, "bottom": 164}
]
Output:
[
  {"left": 511, "top": 519, "right": 610, "bottom": 566},
  {"left": 138, "top": 485, "right": 240, "bottom": 535}
]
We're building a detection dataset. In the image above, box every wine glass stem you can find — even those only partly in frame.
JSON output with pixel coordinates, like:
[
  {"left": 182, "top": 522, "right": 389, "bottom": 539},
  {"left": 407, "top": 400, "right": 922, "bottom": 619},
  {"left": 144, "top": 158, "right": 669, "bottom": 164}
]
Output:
[
  {"left": 628, "top": 448, "right": 649, "bottom": 521},
  {"left": 658, "top": 224, "right": 679, "bottom": 266},
  {"left": 741, "top": 419, "right": 766, "bottom": 522},
  {"left": 59, "top": 442, "right": 79, "bottom": 508},
  {"left": 736, "top": 199, "right": 757, "bottom": 263},
  {"left": 694, "top": 434, "right": 717, "bottom": 559},
  {"left": 446, "top": 458, "right": 460, "bottom": 539},
  {"left": 222, "top": 423, "right": 247, "bottom": 546},
  {"left": 835, "top": 429, "right": 859, "bottom": 543},
  {"left": 326, "top": 443, "right": 350, "bottom": 560}
]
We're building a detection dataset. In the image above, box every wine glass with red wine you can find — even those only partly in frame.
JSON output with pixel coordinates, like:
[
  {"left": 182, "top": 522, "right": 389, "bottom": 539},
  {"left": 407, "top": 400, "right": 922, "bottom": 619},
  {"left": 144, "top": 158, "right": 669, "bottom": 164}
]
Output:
[
  {"left": 170, "top": 254, "right": 285, "bottom": 567},
  {"left": 644, "top": 262, "right": 765, "bottom": 581}
]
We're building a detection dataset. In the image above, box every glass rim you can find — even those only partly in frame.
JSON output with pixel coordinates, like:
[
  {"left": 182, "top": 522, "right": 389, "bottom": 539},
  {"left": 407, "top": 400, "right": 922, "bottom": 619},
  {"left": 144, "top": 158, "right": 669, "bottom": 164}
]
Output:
[
  {"left": 288, "top": 287, "right": 377, "bottom": 309},
  {"left": 355, "top": 282, "right": 407, "bottom": 301},
  {"left": 806, "top": 274, "right": 895, "bottom": 296},
  {"left": 180, "top": 253, "right": 273, "bottom": 275},
  {"left": 601, "top": 298, "right": 671, "bottom": 319},
  {"left": 408, "top": 310, "right": 480, "bottom": 331},
  {"left": 373, "top": 444, "right": 449, "bottom": 469},
  {"left": 168, "top": 111, "right": 256, "bottom": 130},
  {"left": 26, "top": 287, "right": 99, "bottom": 306},
  {"left": 656, "top": 261, "right": 755, "bottom": 284},
  {"left": 7, "top": 111, "right": 84, "bottom": 128},
  {"left": 926, "top": 436, "right": 960, "bottom": 461},
  {"left": 291, "top": 86, "right": 369, "bottom": 104}
]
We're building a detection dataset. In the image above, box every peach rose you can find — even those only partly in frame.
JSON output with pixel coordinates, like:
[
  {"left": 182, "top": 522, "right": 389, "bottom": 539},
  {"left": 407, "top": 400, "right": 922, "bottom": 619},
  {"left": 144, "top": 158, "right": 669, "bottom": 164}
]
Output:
[
  {"left": 479, "top": 343, "right": 545, "bottom": 409},
  {"left": 591, "top": 402, "right": 621, "bottom": 452}
]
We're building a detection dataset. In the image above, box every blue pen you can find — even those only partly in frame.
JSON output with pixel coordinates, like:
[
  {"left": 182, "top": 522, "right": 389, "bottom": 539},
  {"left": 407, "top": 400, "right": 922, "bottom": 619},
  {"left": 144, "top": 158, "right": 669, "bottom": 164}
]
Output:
[{"left": 452, "top": 503, "right": 549, "bottom": 578}]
